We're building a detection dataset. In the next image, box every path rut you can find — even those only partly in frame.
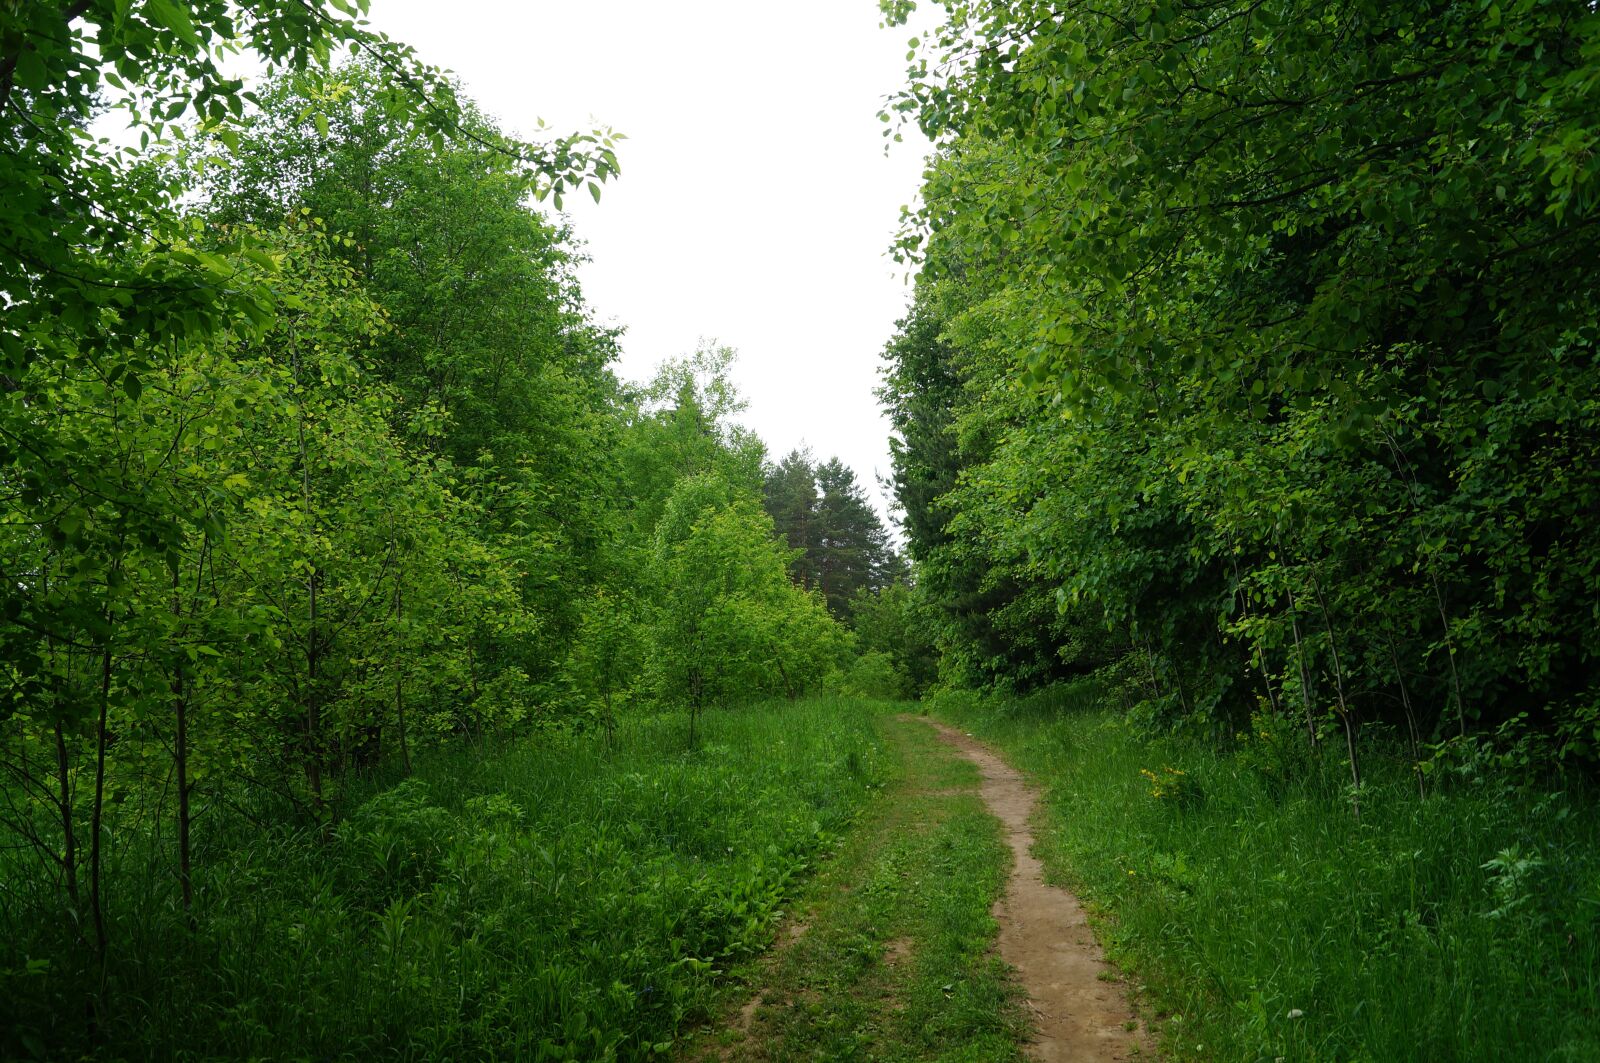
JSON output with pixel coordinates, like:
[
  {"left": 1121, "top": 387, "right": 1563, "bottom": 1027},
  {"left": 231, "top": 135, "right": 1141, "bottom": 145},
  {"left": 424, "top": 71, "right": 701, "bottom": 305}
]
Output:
[{"left": 914, "top": 716, "right": 1150, "bottom": 1062}]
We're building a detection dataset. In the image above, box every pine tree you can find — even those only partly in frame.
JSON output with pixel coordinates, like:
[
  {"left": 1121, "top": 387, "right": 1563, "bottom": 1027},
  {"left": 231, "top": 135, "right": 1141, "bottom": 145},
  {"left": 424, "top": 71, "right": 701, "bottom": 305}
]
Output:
[
  {"left": 762, "top": 454, "right": 899, "bottom": 618},
  {"left": 763, "top": 449, "right": 822, "bottom": 588}
]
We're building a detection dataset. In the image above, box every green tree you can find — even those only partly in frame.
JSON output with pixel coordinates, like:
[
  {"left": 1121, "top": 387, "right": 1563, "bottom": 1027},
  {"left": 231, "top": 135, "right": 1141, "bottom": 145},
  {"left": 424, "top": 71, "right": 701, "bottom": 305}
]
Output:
[
  {"left": 813, "top": 458, "right": 900, "bottom": 617},
  {"left": 615, "top": 343, "right": 767, "bottom": 540},
  {"left": 203, "top": 60, "right": 626, "bottom": 689},
  {"left": 1, "top": 3, "right": 618, "bottom": 613},
  {"left": 645, "top": 474, "right": 845, "bottom": 743},
  {"left": 848, "top": 583, "right": 941, "bottom": 697},
  {"left": 762, "top": 450, "right": 901, "bottom": 618},
  {"left": 764, "top": 448, "right": 823, "bottom": 588},
  {"left": 564, "top": 588, "right": 646, "bottom": 745},
  {"left": 879, "top": 287, "right": 1093, "bottom": 691}
]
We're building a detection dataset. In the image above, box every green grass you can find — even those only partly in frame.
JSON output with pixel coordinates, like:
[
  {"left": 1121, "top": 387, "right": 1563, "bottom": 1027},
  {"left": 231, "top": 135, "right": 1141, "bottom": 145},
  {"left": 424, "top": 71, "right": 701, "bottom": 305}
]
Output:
[
  {"left": 933, "top": 683, "right": 1600, "bottom": 1062},
  {"left": 2, "top": 699, "right": 889, "bottom": 1061},
  {"left": 684, "top": 712, "right": 1027, "bottom": 1062}
]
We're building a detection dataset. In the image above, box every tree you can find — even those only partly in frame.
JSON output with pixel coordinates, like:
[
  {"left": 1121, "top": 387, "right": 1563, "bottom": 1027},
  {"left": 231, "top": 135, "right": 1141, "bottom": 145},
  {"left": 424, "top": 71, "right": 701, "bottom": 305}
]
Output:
[
  {"left": 615, "top": 344, "right": 766, "bottom": 542},
  {"left": 2, "top": 0, "right": 617, "bottom": 508},
  {"left": 203, "top": 60, "right": 626, "bottom": 690},
  {"left": 761, "top": 451, "right": 901, "bottom": 618},
  {"left": 879, "top": 287, "right": 1095, "bottom": 692},
  {"left": 645, "top": 474, "right": 845, "bottom": 743},
  {"left": 848, "top": 583, "right": 940, "bottom": 697},
  {"left": 813, "top": 458, "right": 899, "bottom": 617},
  {"left": 764, "top": 449, "right": 822, "bottom": 588},
  {"left": 564, "top": 588, "right": 645, "bottom": 745},
  {"left": 1, "top": 15, "right": 625, "bottom": 1021}
]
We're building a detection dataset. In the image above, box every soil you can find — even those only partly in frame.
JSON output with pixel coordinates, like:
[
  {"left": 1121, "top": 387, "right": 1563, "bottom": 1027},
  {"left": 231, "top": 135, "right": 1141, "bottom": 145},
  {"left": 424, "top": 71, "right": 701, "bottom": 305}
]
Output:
[
  {"left": 721, "top": 915, "right": 811, "bottom": 1061},
  {"left": 915, "top": 717, "right": 1151, "bottom": 1062}
]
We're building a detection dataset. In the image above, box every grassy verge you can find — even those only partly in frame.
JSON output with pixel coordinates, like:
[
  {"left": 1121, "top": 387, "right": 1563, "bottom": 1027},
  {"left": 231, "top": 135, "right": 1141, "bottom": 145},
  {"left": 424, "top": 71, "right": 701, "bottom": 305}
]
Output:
[
  {"left": 933, "top": 683, "right": 1600, "bottom": 1062},
  {"left": 684, "top": 713, "right": 1027, "bottom": 1062},
  {"left": 3, "top": 698, "right": 887, "bottom": 1061}
]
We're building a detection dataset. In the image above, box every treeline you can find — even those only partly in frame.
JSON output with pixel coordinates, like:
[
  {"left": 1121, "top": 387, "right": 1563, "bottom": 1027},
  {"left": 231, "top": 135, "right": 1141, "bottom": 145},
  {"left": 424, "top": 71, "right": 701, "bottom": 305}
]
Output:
[
  {"left": 0, "top": 5, "right": 895, "bottom": 1044},
  {"left": 878, "top": 1, "right": 1600, "bottom": 778}
]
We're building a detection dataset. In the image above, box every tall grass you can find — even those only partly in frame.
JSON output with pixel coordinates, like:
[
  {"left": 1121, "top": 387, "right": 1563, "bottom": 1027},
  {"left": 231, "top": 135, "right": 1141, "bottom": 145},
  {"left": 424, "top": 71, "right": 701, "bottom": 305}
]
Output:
[
  {"left": 933, "top": 684, "right": 1600, "bottom": 1062},
  {"left": 1, "top": 698, "right": 888, "bottom": 1060}
]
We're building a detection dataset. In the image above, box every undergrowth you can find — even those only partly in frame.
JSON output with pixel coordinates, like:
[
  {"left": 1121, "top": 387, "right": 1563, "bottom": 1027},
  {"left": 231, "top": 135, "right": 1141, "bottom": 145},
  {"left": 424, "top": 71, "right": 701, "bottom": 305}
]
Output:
[
  {"left": 932, "top": 682, "right": 1600, "bottom": 1062},
  {"left": 1, "top": 699, "right": 888, "bottom": 1061}
]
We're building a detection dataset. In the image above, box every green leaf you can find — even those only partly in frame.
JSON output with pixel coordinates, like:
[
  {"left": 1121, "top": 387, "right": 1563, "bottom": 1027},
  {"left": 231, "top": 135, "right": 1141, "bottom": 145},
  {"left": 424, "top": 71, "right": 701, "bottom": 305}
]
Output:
[
  {"left": 144, "top": 0, "right": 200, "bottom": 45},
  {"left": 13, "top": 48, "right": 47, "bottom": 91}
]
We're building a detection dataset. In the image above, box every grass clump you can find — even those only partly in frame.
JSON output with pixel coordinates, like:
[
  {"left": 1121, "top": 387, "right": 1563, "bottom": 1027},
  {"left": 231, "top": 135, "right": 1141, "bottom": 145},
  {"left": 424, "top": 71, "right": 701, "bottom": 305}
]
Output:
[
  {"left": 933, "top": 682, "right": 1600, "bottom": 1062},
  {"left": 1, "top": 698, "right": 887, "bottom": 1061}
]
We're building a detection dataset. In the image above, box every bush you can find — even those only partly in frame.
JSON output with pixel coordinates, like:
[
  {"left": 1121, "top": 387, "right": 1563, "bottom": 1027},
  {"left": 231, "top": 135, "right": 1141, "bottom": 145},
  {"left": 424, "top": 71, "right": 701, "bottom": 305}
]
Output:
[
  {"left": 334, "top": 779, "right": 454, "bottom": 907},
  {"left": 830, "top": 651, "right": 910, "bottom": 700}
]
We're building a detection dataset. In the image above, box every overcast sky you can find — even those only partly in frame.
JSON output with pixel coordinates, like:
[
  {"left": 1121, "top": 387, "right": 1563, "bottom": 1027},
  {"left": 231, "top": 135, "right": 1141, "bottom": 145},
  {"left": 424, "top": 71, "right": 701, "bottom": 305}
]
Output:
[{"left": 361, "top": 0, "right": 934, "bottom": 523}]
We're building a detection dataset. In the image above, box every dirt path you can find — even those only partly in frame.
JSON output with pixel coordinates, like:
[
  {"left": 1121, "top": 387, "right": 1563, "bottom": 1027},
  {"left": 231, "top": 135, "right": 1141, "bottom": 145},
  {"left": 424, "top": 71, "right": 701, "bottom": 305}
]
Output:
[
  {"left": 681, "top": 712, "right": 1031, "bottom": 1062},
  {"left": 913, "top": 716, "right": 1150, "bottom": 1062}
]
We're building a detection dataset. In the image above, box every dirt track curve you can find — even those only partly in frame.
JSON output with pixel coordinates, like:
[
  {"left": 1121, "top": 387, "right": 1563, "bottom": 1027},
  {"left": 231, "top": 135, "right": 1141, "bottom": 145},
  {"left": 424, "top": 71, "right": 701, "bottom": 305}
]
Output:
[{"left": 914, "top": 717, "right": 1150, "bottom": 1063}]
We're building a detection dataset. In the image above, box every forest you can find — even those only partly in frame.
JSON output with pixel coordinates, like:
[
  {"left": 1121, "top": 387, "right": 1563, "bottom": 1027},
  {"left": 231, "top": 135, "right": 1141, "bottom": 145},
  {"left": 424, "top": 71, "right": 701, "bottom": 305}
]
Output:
[{"left": 3, "top": 1, "right": 1599, "bottom": 1061}]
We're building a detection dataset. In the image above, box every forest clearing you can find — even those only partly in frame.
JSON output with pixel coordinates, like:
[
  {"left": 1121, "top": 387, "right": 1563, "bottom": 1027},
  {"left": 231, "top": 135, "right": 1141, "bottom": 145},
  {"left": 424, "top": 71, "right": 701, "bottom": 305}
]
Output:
[{"left": 6, "top": 1, "right": 1600, "bottom": 1060}]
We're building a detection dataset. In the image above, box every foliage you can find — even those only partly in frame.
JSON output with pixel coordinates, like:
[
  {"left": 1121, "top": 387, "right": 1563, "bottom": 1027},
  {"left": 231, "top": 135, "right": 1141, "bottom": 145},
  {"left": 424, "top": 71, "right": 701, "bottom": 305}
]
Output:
[
  {"left": 829, "top": 650, "right": 910, "bottom": 701},
  {"left": 880, "top": 0, "right": 1600, "bottom": 769},
  {"left": 204, "top": 58, "right": 627, "bottom": 687},
  {"left": 0, "top": 2, "right": 618, "bottom": 607},
  {"left": 564, "top": 588, "right": 646, "bottom": 742},
  {"left": 847, "top": 583, "right": 941, "bottom": 697},
  {"left": 764, "top": 448, "right": 824, "bottom": 588},
  {"left": 879, "top": 287, "right": 1112, "bottom": 694},
  {"left": 1138, "top": 765, "right": 1205, "bottom": 811}
]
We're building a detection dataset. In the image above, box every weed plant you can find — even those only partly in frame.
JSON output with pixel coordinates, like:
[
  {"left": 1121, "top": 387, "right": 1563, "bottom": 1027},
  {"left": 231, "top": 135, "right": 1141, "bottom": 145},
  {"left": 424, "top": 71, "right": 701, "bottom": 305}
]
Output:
[
  {"left": 933, "top": 683, "right": 1600, "bottom": 1062},
  {"left": 1, "top": 698, "right": 887, "bottom": 1060}
]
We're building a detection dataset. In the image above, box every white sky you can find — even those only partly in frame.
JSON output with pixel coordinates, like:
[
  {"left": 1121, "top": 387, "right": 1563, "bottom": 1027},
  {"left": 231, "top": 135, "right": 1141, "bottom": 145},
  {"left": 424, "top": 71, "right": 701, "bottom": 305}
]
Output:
[{"left": 362, "top": 0, "right": 933, "bottom": 523}]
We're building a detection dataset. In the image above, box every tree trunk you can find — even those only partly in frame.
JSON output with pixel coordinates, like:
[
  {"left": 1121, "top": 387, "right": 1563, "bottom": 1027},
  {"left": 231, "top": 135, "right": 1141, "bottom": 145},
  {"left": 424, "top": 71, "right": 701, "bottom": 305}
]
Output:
[
  {"left": 89, "top": 633, "right": 114, "bottom": 970},
  {"left": 1310, "top": 574, "right": 1361, "bottom": 821},
  {"left": 688, "top": 668, "right": 703, "bottom": 748},
  {"left": 774, "top": 653, "right": 797, "bottom": 700},
  {"left": 170, "top": 562, "right": 193, "bottom": 920},
  {"left": 1284, "top": 584, "right": 1320, "bottom": 751},
  {"left": 305, "top": 565, "right": 323, "bottom": 814},
  {"left": 1387, "top": 634, "right": 1426, "bottom": 799},
  {"left": 290, "top": 329, "right": 325, "bottom": 815},
  {"left": 54, "top": 719, "right": 79, "bottom": 911},
  {"left": 1428, "top": 567, "right": 1467, "bottom": 738},
  {"left": 1230, "top": 557, "right": 1283, "bottom": 719},
  {"left": 1382, "top": 432, "right": 1466, "bottom": 737},
  {"left": 394, "top": 574, "right": 411, "bottom": 775}
]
